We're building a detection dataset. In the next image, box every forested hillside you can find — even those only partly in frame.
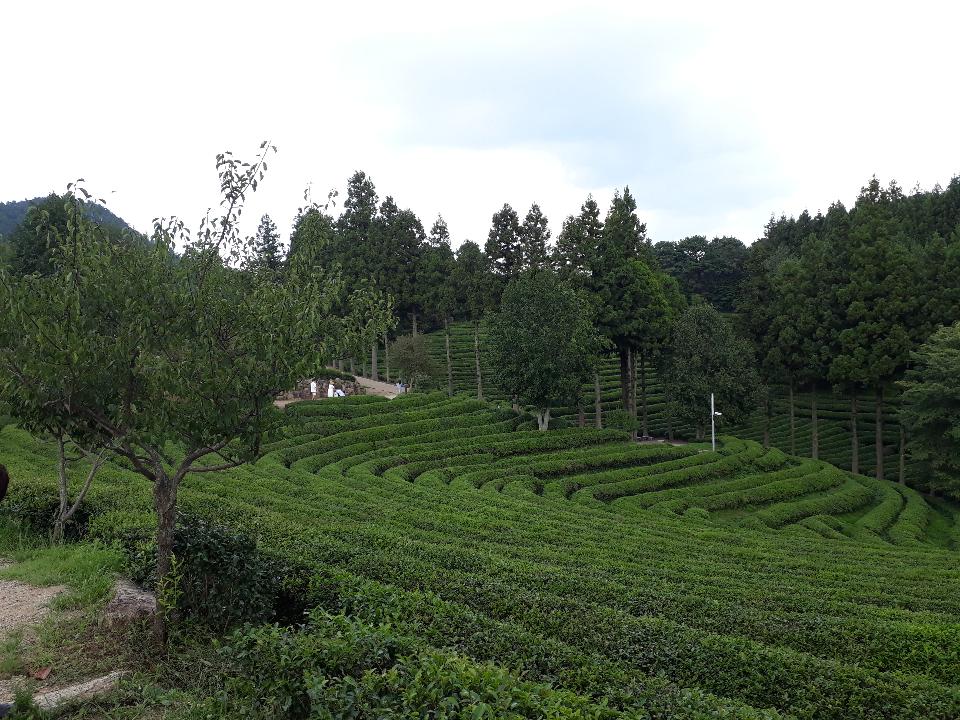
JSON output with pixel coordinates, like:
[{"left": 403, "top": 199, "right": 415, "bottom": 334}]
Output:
[{"left": 0, "top": 195, "right": 133, "bottom": 238}]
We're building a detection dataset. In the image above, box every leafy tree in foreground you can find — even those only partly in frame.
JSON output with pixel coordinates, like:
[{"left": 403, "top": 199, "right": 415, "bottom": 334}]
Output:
[
  {"left": 898, "top": 323, "right": 960, "bottom": 499},
  {"left": 487, "top": 271, "right": 599, "bottom": 430},
  {"left": 0, "top": 191, "right": 115, "bottom": 541},
  {"left": 662, "top": 303, "right": 760, "bottom": 440},
  {"left": 1, "top": 143, "right": 334, "bottom": 642}
]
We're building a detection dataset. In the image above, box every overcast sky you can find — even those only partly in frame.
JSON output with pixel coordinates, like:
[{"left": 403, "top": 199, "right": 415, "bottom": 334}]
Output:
[{"left": 3, "top": 1, "right": 958, "bottom": 248}]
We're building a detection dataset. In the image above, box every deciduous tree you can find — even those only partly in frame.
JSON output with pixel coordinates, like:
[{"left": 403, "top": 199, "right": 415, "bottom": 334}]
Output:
[{"left": 487, "top": 271, "right": 599, "bottom": 430}]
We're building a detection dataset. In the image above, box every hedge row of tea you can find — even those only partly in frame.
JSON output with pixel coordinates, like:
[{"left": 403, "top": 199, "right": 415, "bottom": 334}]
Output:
[
  {"left": 416, "top": 322, "right": 920, "bottom": 483},
  {"left": 2, "top": 392, "right": 959, "bottom": 718}
]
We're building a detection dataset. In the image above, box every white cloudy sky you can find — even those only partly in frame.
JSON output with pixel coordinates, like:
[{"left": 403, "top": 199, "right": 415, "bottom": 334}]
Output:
[{"left": 2, "top": 1, "right": 958, "bottom": 248}]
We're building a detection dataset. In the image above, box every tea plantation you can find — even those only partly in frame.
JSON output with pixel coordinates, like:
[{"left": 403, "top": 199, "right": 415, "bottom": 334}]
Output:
[
  {"left": 3, "top": 391, "right": 959, "bottom": 718},
  {"left": 419, "top": 322, "right": 922, "bottom": 481}
]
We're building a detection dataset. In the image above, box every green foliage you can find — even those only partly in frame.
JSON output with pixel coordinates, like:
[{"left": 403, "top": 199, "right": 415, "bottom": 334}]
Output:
[
  {"left": 663, "top": 304, "right": 761, "bottom": 436},
  {"left": 2, "top": 194, "right": 134, "bottom": 277},
  {"left": 452, "top": 241, "right": 497, "bottom": 322},
  {"left": 250, "top": 213, "right": 283, "bottom": 278},
  {"left": 654, "top": 235, "right": 748, "bottom": 312},
  {"left": 553, "top": 195, "right": 602, "bottom": 283},
  {"left": 487, "top": 271, "right": 599, "bottom": 429},
  {"left": 389, "top": 334, "right": 438, "bottom": 389},
  {"left": 899, "top": 322, "right": 960, "bottom": 499},
  {"left": 5, "top": 393, "right": 960, "bottom": 718},
  {"left": 519, "top": 202, "right": 551, "bottom": 271},
  {"left": 485, "top": 203, "right": 522, "bottom": 279}
]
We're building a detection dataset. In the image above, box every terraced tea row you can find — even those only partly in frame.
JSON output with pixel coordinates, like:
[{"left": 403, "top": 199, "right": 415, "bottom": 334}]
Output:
[
  {"left": 2, "top": 392, "right": 958, "bottom": 719},
  {"left": 413, "top": 323, "right": 921, "bottom": 486}
]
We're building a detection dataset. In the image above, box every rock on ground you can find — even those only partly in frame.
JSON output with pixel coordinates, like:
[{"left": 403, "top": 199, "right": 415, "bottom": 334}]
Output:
[{"left": 102, "top": 580, "right": 156, "bottom": 628}]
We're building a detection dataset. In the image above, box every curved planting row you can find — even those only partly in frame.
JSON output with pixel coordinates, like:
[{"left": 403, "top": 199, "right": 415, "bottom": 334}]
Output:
[{"left": 6, "top": 391, "right": 960, "bottom": 718}]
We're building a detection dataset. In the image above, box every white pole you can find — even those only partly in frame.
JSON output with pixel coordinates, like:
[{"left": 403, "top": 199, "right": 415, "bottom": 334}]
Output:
[{"left": 711, "top": 393, "right": 716, "bottom": 451}]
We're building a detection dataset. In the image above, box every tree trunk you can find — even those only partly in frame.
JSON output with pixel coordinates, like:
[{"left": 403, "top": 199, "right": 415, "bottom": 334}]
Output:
[
  {"left": 899, "top": 425, "right": 906, "bottom": 485},
  {"left": 629, "top": 348, "right": 638, "bottom": 442},
  {"left": 536, "top": 408, "right": 551, "bottom": 431},
  {"left": 875, "top": 386, "right": 884, "bottom": 482},
  {"left": 444, "top": 317, "right": 453, "bottom": 397},
  {"left": 762, "top": 392, "right": 770, "bottom": 449},
  {"left": 619, "top": 349, "right": 630, "bottom": 413},
  {"left": 54, "top": 436, "right": 70, "bottom": 544},
  {"left": 640, "top": 350, "right": 648, "bottom": 438},
  {"left": 384, "top": 334, "right": 390, "bottom": 382},
  {"left": 411, "top": 311, "right": 418, "bottom": 337},
  {"left": 153, "top": 476, "right": 179, "bottom": 645},
  {"left": 350, "top": 358, "right": 355, "bottom": 375},
  {"left": 577, "top": 401, "right": 585, "bottom": 428},
  {"left": 594, "top": 372, "right": 602, "bottom": 429},
  {"left": 789, "top": 383, "right": 796, "bottom": 455},
  {"left": 851, "top": 395, "right": 859, "bottom": 475},
  {"left": 371, "top": 342, "right": 378, "bottom": 381},
  {"left": 474, "top": 322, "right": 483, "bottom": 401},
  {"left": 53, "top": 437, "right": 104, "bottom": 544},
  {"left": 810, "top": 386, "right": 818, "bottom": 460}
]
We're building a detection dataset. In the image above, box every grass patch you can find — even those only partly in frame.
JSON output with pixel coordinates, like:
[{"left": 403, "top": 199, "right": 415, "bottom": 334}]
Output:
[{"left": 0, "top": 514, "right": 123, "bottom": 609}]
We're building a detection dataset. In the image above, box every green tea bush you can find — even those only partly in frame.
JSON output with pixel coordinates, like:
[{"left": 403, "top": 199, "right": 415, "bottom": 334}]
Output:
[{"left": 127, "top": 514, "right": 285, "bottom": 631}]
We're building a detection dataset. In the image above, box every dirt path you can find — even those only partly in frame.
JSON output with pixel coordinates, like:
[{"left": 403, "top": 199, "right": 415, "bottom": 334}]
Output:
[
  {"left": 0, "top": 561, "right": 65, "bottom": 703},
  {"left": 355, "top": 376, "right": 400, "bottom": 399}
]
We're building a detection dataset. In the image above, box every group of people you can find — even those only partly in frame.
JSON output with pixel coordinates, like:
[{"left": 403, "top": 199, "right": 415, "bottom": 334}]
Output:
[{"left": 308, "top": 380, "right": 346, "bottom": 398}]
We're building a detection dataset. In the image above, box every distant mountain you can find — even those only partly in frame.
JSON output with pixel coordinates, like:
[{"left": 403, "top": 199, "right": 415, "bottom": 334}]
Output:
[{"left": 0, "top": 195, "right": 135, "bottom": 239}]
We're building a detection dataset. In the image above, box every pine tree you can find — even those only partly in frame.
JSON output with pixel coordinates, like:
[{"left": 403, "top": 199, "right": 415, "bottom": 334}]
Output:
[
  {"left": 554, "top": 195, "right": 602, "bottom": 280},
  {"left": 428, "top": 214, "right": 451, "bottom": 248},
  {"left": 252, "top": 214, "right": 283, "bottom": 278},
  {"left": 485, "top": 204, "right": 522, "bottom": 279},
  {"left": 519, "top": 203, "right": 551, "bottom": 270},
  {"left": 453, "top": 241, "right": 496, "bottom": 400}
]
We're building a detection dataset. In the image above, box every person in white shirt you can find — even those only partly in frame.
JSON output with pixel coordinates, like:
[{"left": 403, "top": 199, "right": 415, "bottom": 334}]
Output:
[
  {"left": 328, "top": 382, "right": 335, "bottom": 398},
  {"left": 310, "top": 380, "right": 317, "bottom": 398}
]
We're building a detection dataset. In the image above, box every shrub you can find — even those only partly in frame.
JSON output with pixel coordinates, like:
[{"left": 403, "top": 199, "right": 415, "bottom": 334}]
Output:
[{"left": 127, "top": 514, "right": 283, "bottom": 632}]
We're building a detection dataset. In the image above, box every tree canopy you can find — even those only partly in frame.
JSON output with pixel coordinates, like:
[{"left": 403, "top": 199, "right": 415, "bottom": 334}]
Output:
[{"left": 487, "top": 271, "right": 599, "bottom": 430}]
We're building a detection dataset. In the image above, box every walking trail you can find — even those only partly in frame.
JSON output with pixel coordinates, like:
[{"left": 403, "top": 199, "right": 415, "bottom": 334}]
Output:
[{"left": 355, "top": 376, "right": 399, "bottom": 399}]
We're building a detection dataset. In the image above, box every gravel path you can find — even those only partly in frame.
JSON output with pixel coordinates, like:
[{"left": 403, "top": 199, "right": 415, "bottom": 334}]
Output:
[
  {"left": 0, "top": 560, "right": 65, "bottom": 703},
  {"left": 355, "top": 376, "right": 399, "bottom": 399},
  {"left": 0, "top": 577, "right": 63, "bottom": 636}
]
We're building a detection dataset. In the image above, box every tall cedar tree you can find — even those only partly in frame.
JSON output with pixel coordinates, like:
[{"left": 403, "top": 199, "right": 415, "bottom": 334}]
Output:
[
  {"left": 590, "top": 187, "right": 670, "bottom": 437},
  {"left": 485, "top": 204, "right": 522, "bottom": 280},
  {"left": 835, "top": 180, "right": 919, "bottom": 481},
  {"left": 519, "top": 203, "right": 551, "bottom": 270},
  {"left": 252, "top": 214, "right": 283, "bottom": 277},
  {"left": 421, "top": 216, "right": 457, "bottom": 393},
  {"left": 554, "top": 195, "right": 605, "bottom": 425},
  {"left": 554, "top": 195, "right": 602, "bottom": 280},
  {"left": 452, "top": 241, "right": 496, "bottom": 400}
]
